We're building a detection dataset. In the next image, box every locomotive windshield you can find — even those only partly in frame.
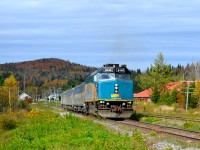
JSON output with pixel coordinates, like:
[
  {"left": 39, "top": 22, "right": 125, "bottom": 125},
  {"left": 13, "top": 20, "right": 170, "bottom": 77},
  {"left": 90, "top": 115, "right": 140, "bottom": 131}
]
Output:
[
  {"left": 99, "top": 73, "right": 115, "bottom": 80},
  {"left": 98, "top": 73, "right": 130, "bottom": 81},
  {"left": 116, "top": 74, "right": 130, "bottom": 80}
]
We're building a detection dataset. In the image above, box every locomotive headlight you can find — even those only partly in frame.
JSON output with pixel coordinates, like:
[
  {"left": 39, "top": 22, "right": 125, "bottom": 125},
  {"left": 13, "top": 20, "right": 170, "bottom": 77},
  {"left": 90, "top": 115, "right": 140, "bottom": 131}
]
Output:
[
  {"left": 122, "top": 103, "right": 126, "bottom": 106},
  {"left": 106, "top": 102, "right": 109, "bottom": 105},
  {"left": 115, "top": 84, "right": 118, "bottom": 93}
]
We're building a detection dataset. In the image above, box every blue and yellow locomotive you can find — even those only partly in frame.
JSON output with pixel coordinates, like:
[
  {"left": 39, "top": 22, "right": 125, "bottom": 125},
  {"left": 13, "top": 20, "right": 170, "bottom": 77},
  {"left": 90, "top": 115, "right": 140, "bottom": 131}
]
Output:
[{"left": 61, "top": 64, "right": 134, "bottom": 118}]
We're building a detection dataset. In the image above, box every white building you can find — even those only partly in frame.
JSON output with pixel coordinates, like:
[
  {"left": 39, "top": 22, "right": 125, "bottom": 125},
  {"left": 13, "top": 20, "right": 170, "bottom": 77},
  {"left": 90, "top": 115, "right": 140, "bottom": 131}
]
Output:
[
  {"left": 19, "top": 92, "right": 31, "bottom": 100},
  {"left": 48, "top": 94, "right": 59, "bottom": 101}
]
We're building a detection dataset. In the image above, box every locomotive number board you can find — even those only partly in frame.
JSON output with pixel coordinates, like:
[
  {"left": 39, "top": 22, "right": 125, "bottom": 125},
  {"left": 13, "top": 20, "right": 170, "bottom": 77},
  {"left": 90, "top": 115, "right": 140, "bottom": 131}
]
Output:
[{"left": 111, "top": 94, "right": 121, "bottom": 98}]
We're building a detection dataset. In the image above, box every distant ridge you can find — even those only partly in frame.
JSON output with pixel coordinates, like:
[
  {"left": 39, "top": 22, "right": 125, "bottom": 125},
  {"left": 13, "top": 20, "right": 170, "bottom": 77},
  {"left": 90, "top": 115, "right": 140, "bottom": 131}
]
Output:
[{"left": 0, "top": 58, "right": 96, "bottom": 90}]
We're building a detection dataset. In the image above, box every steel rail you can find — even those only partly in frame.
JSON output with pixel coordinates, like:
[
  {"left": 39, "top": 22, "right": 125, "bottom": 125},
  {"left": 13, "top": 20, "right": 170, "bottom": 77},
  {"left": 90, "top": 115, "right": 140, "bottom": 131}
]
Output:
[
  {"left": 118, "top": 120, "right": 200, "bottom": 142},
  {"left": 141, "top": 113, "right": 200, "bottom": 122}
]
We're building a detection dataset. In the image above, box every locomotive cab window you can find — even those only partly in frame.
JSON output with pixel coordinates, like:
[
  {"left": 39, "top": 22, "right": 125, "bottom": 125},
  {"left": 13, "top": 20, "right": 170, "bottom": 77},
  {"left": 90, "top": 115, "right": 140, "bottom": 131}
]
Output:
[
  {"left": 99, "top": 73, "right": 115, "bottom": 80},
  {"left": 116, "top": 74, "right": 131, "bottom": 80},
  {"left": 94, "top": 75, "right": 98, "bottom": 82}
]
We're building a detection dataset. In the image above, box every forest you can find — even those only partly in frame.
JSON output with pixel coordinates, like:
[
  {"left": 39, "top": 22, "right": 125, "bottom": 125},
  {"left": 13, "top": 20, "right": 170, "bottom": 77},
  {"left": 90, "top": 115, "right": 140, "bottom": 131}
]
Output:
[
  {"left": 0, "top": 54, "right": 200, "bottom": 111},
  {"left": 0, "top": 58, "right": 96, "bottom": 109}
]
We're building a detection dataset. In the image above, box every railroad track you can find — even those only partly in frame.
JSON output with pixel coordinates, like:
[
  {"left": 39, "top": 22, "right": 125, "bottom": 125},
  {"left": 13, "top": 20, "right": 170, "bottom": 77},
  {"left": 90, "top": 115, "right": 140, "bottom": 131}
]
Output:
[
  {"left": 141, "top": 113, "right": 200, "bottom": 122},
  {"left": 118, "top": 119, "right": 200, "bottom": 142}
]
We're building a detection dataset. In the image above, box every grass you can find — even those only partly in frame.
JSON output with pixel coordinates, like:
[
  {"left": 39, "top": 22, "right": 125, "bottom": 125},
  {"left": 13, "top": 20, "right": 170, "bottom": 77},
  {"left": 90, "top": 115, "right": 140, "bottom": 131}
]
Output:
[
  {"left": 36, "top": 100, "right": 61, "bottom": 107},
  {"left": 133, "top": 101, "right": 200, "bottom": 119},
  {"left": 132, "top": 102, "right": 200, "bottom": 132},
  {"left": 0, "top": 105, "right": 147, "bottom": 150},
  {"left": 140, "top": 117, "right": 161, "bottom": 124},
  {"left": 182, "top": 122, "right": 200, "bottom": 131}
]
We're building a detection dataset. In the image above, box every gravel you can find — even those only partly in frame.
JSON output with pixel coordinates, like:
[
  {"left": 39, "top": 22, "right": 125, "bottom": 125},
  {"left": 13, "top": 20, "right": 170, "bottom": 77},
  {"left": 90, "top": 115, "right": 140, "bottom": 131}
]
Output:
[{"left": 152, "top": 141, "right": 200, "bottom": 150}]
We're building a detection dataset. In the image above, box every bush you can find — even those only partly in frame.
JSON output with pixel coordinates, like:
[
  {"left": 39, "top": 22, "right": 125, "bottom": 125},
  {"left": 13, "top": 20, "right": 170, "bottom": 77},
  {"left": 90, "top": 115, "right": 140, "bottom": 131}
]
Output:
[
  {"left": 25, "top": 97, "right": 33, "bottom": 104},
  {"left": 17, "top": 100, "right": 31, "bottom": 111},
  {"left": 0, "top": 110, "right": 27, "bottom": 130},
  {"left": 151, "top": 86, "right": 160, "bottom": 103},
  {"left": 132, "top": 129, "right": 145, "bottom": 144},
  {"left": 159, "top": 90, "right": 177, "bottom": 106},
  {"left": 141, "top": 117, "right": 161, "bottom": 124},
  {"left": 0, "top": 115, "right": 17, "bottom": 130}
]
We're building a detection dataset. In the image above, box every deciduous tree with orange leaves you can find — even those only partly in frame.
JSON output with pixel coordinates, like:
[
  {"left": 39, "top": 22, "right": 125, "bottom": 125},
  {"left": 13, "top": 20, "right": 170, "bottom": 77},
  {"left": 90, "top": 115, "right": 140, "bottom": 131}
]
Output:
[{"left": 2, "top": 74, "right": 19, "bottom": 111}]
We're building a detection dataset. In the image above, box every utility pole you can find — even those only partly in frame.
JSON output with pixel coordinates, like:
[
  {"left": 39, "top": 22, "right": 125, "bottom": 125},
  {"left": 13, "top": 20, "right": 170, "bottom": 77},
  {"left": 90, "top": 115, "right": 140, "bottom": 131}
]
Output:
[
  {"left": 18, "top": 86, "right": 20, "bottom": 101},
  {"left": 186, "top": 83, "right": 189, "bottom": 111},
  {"left": 54, "top": 86, "right": 56, "bottom": 101},
  {"left": 23, "top": 75, "right": 26, "bottom": 93},
  {"left": 8, "top": 87, "right": 11, "bottom": 110},
  {"left": 181, "top": 81, "right": 195, "bottom": 111},
  {"left": 35, "top": 87, "right": 37, "bottom": 101}
]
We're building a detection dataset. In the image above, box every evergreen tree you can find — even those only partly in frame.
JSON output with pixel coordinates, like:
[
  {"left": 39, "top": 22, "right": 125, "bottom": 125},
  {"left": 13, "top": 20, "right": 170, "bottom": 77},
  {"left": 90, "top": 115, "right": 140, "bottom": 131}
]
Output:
[
  {"left": 140, "top": 52, "right": 172, "bottom": 103},
  {"left": 191, "top": 82, "right": 200, "bottom": 108},
  {"left": 0, "top": 74, "right": 4, "bottom": 86},
  {"left": 150, "top": 86, "right": 160, "bottom": 103}
]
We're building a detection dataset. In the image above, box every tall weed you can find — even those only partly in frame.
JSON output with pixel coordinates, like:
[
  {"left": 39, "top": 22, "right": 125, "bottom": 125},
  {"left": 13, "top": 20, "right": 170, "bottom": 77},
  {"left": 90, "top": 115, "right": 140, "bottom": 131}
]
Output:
[{"left": 0, "top": 111, "right": 27, "bottom": 130}]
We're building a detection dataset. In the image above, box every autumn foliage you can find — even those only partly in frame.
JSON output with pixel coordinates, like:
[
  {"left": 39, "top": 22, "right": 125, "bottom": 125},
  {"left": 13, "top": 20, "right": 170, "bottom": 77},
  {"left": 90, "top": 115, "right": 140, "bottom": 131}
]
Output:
[{"left": 0, "top": 74, "right": 19, "bottom": 111}]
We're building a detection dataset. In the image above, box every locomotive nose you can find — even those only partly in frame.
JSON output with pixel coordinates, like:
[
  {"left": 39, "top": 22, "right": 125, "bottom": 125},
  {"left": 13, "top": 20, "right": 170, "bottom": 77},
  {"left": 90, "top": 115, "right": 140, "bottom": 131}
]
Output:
[{"left": 98, "top": 79, "right": 133, "bottom": 100}]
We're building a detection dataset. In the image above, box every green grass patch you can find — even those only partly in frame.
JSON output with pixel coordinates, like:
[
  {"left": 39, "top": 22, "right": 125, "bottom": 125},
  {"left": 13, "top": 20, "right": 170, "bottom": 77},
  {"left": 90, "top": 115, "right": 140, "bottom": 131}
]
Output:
[
  {"left": 37, "top": 100, "right": 61, "bottom": 107},
  {"left": 0, "top": 109, "right": 147, "bottom": 150},
  {"left": 140, "top": 117, "right": 161, "bottom": 124},
  {"left": 182, "top": 122, "right": 200, "bottom": 131},
  {"left": 133, "top": 102, "right": 200, "bottom": 120}
]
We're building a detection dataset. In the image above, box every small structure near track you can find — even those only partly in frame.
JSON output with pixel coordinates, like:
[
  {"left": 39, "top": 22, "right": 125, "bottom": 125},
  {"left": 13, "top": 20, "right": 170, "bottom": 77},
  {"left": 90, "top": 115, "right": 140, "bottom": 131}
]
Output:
[
  {"left": 19, "top": 92, "right": 31, "bottom": 101},
  {"left": 134, "top": 88, "right": 152, "bottom": 101},
  {"left": 134, "top": 82, "right": 191, "bottom": 101}
]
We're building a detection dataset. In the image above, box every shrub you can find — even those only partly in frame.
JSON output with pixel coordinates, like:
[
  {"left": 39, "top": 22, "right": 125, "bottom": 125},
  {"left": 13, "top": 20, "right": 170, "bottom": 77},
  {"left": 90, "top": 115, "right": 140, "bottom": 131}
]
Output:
[
  {"left": 151, "top": 86, "right": 160, "bottom": 103},
  {"left": 17, "top": 100, "right": 31, "bottom": 111},
  {"left": 25, "top": 97, "right": 33, "bottom": 104},
  {"left": 141, "top": 117, "right": 161, "bottom": 124},
  {"left": 183, "top": 122, "right": 195, "bottom": 130},
  {"left": 0, "top": 110, "right": 27, "bottom": 130},
  {"left": 132, "top": 129, "right": 145, "bottom": 143},
  {"left": 130, "top": 111, "right": 144, "bottom": 121},
  {"left": 26, "top": 109, "right": 40, "bottom": 117},
  {"left": 1, "top": 115, "right": 17, "bottom": 130},
  {"left": 159, "top": 90, "right": 177, "bottom": 106},
  {"left": 149, "top": 131, "right": 157, "bottom": 137}
]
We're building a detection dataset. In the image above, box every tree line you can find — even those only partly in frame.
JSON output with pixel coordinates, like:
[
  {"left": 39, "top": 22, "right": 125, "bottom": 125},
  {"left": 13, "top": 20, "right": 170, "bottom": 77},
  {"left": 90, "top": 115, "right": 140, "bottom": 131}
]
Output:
[
  {"left": 133, "top": 52, "right": 200, "bottom": 109},
  {"left": 0, "top": 55, "right": 200, "bottom": 112}
]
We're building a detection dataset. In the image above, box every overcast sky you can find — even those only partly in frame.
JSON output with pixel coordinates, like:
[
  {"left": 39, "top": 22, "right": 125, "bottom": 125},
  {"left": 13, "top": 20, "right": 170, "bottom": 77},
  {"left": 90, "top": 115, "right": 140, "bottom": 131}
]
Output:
[{"left": 0, "top": 0, "right": 200, "bottom": 71}]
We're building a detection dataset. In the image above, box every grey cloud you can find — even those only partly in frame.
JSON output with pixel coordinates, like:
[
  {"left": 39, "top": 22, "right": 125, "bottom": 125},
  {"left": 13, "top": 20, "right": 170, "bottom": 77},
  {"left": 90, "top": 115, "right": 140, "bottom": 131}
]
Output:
[{"left": 0, "top": 0, "right": 200, "bottom": 70}]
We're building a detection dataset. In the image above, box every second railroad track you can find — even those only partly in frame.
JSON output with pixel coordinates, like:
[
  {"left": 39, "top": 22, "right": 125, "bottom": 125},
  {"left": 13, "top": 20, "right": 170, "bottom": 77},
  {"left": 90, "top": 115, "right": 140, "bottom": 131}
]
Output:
[{"left": 118, "top": 119, "right": 200, "bottom": 142}]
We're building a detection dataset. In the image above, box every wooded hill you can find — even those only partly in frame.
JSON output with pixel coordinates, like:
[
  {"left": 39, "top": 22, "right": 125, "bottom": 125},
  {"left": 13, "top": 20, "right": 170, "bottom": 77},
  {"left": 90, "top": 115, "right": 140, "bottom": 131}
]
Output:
[
  {"left": 0, "top": 58, "right": 96, "bottom": 92},
  {"left": 0, "top": 56, "right": 199, "bottom": 100}
]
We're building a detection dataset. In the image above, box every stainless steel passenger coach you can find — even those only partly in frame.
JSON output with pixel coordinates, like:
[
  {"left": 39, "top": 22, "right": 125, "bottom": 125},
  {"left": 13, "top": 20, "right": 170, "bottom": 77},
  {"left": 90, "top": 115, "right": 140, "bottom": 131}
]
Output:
[{"left": 61, "top": 64, "right": 134, "bottom": 118}]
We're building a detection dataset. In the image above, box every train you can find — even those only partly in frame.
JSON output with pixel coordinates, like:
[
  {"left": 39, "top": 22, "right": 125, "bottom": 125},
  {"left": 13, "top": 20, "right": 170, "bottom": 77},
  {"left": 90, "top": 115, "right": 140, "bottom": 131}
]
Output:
[{"left": 61, "top": 64, "right": 134, "bottom": 118}]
